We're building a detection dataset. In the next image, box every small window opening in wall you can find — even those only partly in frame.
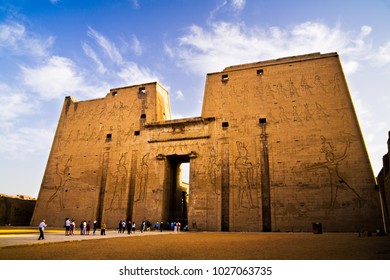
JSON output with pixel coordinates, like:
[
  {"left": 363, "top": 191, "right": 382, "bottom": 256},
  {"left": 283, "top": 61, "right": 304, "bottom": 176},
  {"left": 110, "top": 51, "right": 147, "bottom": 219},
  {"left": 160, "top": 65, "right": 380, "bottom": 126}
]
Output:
[
  {"left": 221, "top": 74, "right": 229, "bottom": 82},
  {"left": 139, "top": 87, "right": 146, "bottom": 94},
  {"left": 140, "top": 113, "right": 146, "bottom": 119},
  {"left": 134, "top": 130, "right": 140, "bottom": 136},
  {"left": 222, "top": 121, "right": 229, "bottom": 128},
  {"left": 112, "top": 91, "right": 118, "bottom": 96},
  {"left": 106, "top": 133, "right": 112, "bottom": 141},
  {"left": 259, "top": 118, "right": 267, "bottom": 124},
  {"left": 257, "top": 69, "right": 264, "bottom": 76}
]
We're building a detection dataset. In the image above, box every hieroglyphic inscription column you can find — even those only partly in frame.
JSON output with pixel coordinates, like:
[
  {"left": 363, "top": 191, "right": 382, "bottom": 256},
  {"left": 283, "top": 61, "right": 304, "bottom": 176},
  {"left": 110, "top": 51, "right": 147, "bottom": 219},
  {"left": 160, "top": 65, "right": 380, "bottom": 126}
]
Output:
[
  {"left": 221, "top": 142, "right": 230, "bottom": 231},
  {"left": 96, "top": 150, "right": 110, "bottom": 226},
  {"left": 126, "top": 150, "right": 138, "bottom": 222}
]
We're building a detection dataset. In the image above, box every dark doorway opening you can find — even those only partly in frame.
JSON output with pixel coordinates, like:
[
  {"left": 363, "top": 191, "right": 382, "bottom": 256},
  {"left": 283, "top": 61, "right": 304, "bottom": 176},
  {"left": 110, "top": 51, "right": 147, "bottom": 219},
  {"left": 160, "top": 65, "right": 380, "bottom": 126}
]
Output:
[{"left": 163, "top": 155, "right": 190, "bottom": 229}]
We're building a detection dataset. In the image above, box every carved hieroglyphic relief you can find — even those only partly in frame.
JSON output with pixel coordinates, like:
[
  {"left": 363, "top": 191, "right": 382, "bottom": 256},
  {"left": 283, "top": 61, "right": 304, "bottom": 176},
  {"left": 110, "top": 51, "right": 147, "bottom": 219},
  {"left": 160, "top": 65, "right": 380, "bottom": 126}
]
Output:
[
  {"left": 234, "top": 141, "right": 258, "bottom": 209},
  {"left": 314, "top": 75, "right": 327, "bottom": 94},
  {"left": 107, "top": 153, "right": 128, "bottom": 210},
  {"left": 135, "top": 153, "right": 150, "bottom": 202},
  {"left": 302, "top": 136, "right": 363, "bottom": 210},
  {"left": 264, "top": 83, "right": 276, "bottom": 100},
  {"left": 289, "top": 78, "right": 300, "bottom": 98},
  {"left": 208, "top": 147, "right": 219, "bottom": 194},
  {"left": 300, "top": 75, "right": 314, "bottom": 96},
  {"left": 33, "top": 54, "right": 380, "bottom": 231},
  {"left": 46, "top": 156, "right": 76, "bottom": 209},
  {"left": 45, "top": 154, "right": 99, "bottom": 211},
  {"left": 259, "top": 73, "right": 344, "bottom": 128}
]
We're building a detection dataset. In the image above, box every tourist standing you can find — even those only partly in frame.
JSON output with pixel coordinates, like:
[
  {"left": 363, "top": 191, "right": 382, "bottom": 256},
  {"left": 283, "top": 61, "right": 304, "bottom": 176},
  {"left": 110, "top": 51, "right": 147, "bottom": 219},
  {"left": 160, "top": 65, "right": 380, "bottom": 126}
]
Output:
[
  {"left": 118, "top": 220, "right": 123, "bottom": 233},
  {"left": 126, "top": 220, "right": 132, "bottom": 234},
  {"left": 132, "top": 222, "right": 136, "bottom": 234},
  {"left": 101, "top": 222, "right": 106, "bottom": 235},
  {"left": 65, "top": 218, "right": 70, "bottom": 236},
  {"left": 122, "top": 220, "right": 126, "bottom": 233},
  {"left": 86, "top": 221, "right": 91, "bottom": 235},
  {"left": 93, "top": 220, "right": 97, "bottom": 235},
  {"left": 82, "top": 220, "right": 87, "bottom": 235},
  {"left": 70, "top": 219, "right": 75, "bottom": 235},
  {"left": 38, "top": 219, "right": 47, "bottom": 240}
]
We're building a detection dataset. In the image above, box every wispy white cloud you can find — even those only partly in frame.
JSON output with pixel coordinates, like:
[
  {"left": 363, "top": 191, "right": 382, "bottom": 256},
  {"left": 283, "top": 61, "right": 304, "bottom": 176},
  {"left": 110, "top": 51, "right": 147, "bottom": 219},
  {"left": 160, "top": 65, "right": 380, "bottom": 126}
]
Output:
[
  {"left": 231, "top": 0, "right": 246, "bottom": 11},
  {"left": 87, "top": 26, "right": 123, "bottom": 65},
  {"left": 0, "top": 83, "right": 36, "bottom": 126},
  {"left": 0, "top": 21, "right": 54, "bottom": 57},
  {"left": 84, "top": 27, "right": 162, "bottom": 87},
  {"left": 374, "top": 41, "right": 390, "bottom": 66},
  {"left": 208, "top": 0, "right": 246, "bottom": 22},
  {"left": 131, "top": 35, "right": 143, "bottom": 56},
  {"left": 82, "top": 42, "right": 107, "bottom": 74},
  {"left": 117, "top": 62, "right": 160, "bottom": 85},
  {"left": 163, "top": 43, "right": 175, "bottom": 58},
  {"left": 19, "top": 56, "right": 108, "bottom": 100},
  {"left": 0, "top": 82, "right": 52, "bottom": 160},
  {"left": 131, "top": 0, "right": 140, "bottom": 9},
  {"left": 175, "top": 90, "right": 184, "bottom": 101},
  {"left": 172, "top": 21, "right": 375, "bottom": 75},
  {"left": 0, "top": 125, "right": 54, "bottom": 159}
]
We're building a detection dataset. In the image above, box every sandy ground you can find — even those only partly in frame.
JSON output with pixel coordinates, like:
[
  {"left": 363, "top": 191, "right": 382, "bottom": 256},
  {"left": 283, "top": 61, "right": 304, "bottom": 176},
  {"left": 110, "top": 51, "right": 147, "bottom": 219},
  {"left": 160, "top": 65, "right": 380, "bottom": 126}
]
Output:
[{"left": 1, "top": 230, "right": 390, "bottom": 260}]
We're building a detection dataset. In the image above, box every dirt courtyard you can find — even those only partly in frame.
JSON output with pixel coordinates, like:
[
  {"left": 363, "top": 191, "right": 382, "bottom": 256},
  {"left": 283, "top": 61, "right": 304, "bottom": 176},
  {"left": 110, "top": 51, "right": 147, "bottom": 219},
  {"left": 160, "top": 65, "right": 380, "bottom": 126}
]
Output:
[{"left": 1, "top": 232, "right": 390, "bottom": 260}]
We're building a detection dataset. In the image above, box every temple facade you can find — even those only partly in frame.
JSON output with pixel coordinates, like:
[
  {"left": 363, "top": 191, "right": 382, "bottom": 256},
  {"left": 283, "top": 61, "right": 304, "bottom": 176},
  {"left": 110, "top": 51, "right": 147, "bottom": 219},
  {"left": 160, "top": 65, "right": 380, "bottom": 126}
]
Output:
[{"left": 31, "top": 52, "right": 382, "bottom": 232}]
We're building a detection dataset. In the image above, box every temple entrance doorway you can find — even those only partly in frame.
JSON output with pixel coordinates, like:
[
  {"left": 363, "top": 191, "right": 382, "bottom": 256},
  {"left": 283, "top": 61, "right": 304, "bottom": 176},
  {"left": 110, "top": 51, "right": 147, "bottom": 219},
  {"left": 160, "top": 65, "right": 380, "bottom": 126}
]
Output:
[{"left": 163, "top": 155, "right": 190, "bottom": 230}]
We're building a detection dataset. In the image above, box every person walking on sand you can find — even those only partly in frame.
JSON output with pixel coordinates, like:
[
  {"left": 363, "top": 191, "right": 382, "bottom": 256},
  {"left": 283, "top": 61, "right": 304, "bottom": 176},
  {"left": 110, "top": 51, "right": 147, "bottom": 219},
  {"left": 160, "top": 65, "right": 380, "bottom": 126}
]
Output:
[{"left": 38, "top": 219, "right": 47, "bottom": 240}]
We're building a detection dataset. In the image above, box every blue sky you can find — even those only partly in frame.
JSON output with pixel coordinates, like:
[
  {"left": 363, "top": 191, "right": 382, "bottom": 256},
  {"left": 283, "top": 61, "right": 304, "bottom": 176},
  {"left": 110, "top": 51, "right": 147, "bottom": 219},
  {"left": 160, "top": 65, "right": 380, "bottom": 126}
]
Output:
[{"left": 0, "top": 0, "right": 389, "bottom": 197}]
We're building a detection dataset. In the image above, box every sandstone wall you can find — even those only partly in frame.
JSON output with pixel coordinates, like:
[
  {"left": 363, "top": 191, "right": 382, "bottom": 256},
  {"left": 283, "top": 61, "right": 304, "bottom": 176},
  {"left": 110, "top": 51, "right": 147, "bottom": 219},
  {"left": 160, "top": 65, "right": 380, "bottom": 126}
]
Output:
[
  {"left": 202, "top": 53, "right": 380, "bottom": 232},
  {"left": 31, "top": 53, "right": 382, "bottom": 232},
  {"left": 0, "top": 195, "right": 36, "bottom": 226}
]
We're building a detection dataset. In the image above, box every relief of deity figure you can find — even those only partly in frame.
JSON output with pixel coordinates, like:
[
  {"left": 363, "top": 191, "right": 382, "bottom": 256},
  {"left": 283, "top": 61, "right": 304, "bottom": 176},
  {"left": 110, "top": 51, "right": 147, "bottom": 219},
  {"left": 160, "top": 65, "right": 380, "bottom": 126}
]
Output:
[
  {"left": 305, "top": 136, "right": 363, "bottom": 210},
  {"left": 46, "top": 156, "right": 76, "bottom": 209},
  {"left": 107, "top": 153, "right": 128, "bottom": 210},
  {"left": 135, "top": 153, "right": 149, "bottom": 202},
  {"left": 234, "top": 141, "right": 258, "bottom": 209}
]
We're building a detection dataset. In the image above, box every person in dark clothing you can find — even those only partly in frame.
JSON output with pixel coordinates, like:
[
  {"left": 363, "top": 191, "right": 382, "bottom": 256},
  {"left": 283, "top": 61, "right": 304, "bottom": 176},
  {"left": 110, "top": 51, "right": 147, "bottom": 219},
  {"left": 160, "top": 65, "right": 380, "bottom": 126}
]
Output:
[
  {"left": 127, "top": 220, "right": 132, "bottom": 234},
  {"left": 86, "top": 221, "right": 91, "bottom": 235},
  {"left": 118, "top": 220, "right": 123, "bottom": 233},
  {"left": 93, "top": 220, "right": 97, "bottom": 235}
]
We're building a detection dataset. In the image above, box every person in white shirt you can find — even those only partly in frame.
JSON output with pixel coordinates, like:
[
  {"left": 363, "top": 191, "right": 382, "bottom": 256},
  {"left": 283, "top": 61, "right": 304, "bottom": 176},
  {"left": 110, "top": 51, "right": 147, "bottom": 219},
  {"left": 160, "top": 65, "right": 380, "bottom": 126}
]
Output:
[
  {"left": 65, "top": 218, "right": 70, "bottom": 236},
  {"left": 38, "top": 219, "right": 47, "bottom": 240}
]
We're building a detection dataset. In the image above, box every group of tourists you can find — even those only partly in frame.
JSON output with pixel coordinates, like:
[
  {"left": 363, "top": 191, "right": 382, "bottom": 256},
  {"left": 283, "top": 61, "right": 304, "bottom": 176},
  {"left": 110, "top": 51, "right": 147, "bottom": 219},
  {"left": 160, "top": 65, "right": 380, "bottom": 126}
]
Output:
[
  {"left": 117, "top": 219, "right": 186, "bottom": 233},
  {"left": 38, "top": 217, "right": 186, "bottom": 240},
  {"left": 59, "top": 218, "right": 187, "bottom": 236},
  {"left": 118, "top": 220, "right": 136, "bottom": 234},
  {"left": 65, "top": 218, "right": 102, "bottom": 236}
]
